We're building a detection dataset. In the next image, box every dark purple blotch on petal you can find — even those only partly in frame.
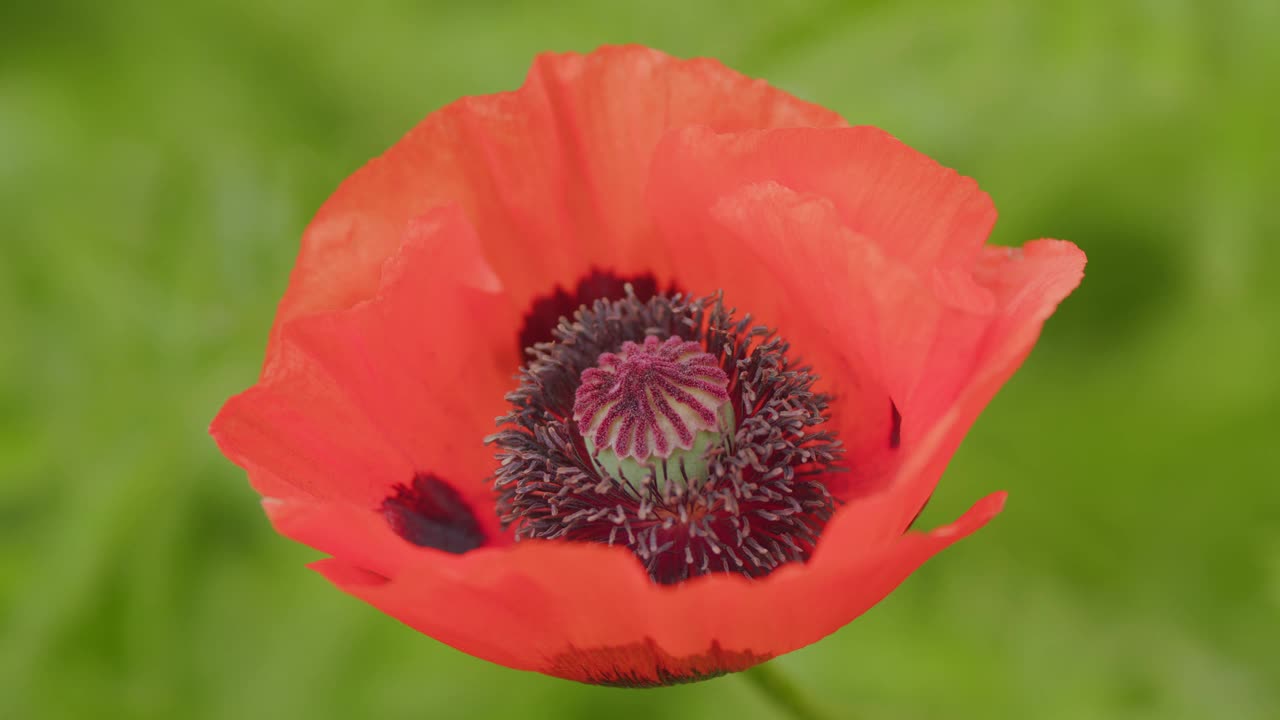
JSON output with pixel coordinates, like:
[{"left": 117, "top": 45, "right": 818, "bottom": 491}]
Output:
[{"left": 382, "top": 473, "right": 485, "bottom": 554}]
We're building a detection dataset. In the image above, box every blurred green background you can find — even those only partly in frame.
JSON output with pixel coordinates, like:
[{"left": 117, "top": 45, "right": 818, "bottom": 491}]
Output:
[{"left": 3, "top": 0, "right": 1278, "bottom": 718}]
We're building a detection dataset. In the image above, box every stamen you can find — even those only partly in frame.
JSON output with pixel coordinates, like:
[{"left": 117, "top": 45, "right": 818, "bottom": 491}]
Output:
[
  {"left": 517, "top": 269, "right": 664, "bottom": 355},
  {"left": 488, "top": 288, "right": 843, "bottom": 585}
]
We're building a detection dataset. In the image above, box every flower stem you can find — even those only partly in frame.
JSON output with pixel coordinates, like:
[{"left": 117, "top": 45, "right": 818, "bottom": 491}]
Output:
[{"left": 740, "top": 661, "right": 836, "bottom": 720}]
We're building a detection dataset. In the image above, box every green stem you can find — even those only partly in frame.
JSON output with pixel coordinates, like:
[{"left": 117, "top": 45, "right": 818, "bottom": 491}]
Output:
[{"left": 740, "top": 661, "right": 836, "bottom": 720}]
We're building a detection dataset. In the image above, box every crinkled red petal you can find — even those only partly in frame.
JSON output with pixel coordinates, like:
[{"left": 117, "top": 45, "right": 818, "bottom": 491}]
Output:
[
  {"left": 267, "top": 489, "right": 1003, "bottom": 684},
  {"left": 267, "top": 45, "right": 844, "bottom": 370},
  {"left": 212, "top": 205, "right": 513, "bottom": 538},
  {"left": 648, "top": 125, "right": 1083, "bottom": 511}
]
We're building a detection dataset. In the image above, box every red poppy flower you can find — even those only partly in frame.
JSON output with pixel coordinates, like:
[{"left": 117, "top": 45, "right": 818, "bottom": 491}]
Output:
[{"left": 211, "top": 45, "right": 1084, "bottom": 686}]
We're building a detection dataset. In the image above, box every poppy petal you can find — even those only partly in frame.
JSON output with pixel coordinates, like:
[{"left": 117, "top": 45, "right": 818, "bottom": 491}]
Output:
[
  {"left": 211, "top": 350, "right": 415, "bottom": 505},
  {"left": 842, "top": 239, "right": 1083, "bottom": 534},
  {"left": 650, "top": 126, "right": 994, "bottom": 403},
  {"left": 269, "top": 489, "right": 1003, "bottom": 684},
  {"left": 268, "top": 46, "right": 845, "bottom": 367},
  {"left": 311, "top": 558, "right": 533, "bottom": 671},
  {"left": 649, "top": 157, "right": 902, "bottom": 500},
  {"left": 279, "top": 206, "right": 515, "bottom": 519},
  {"left": 693, "top": 181, "right": 989, "bottom": 490},
  {"left": 649, "top": 126, "right": 1083, "bottom": 516},
  {"left": 886, "top": 239, "right": 1086, "bottom": 529},
  {"left": 651, "top": 125, "right": 995, "bottom": 272},
  {"left": 211, "top": 205, "right": 513, "bottom": 528},
  {"left": 519, "top": 47, "right": 846, "bottom": 274},
  {"left": 702, "top": 188, "right": 1081, "bottom": 533}
]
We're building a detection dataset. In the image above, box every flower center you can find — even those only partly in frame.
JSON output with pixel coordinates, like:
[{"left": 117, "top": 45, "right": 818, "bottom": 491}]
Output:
[{"left": 488, "top": 287, "right": 842, "bottom": 585}]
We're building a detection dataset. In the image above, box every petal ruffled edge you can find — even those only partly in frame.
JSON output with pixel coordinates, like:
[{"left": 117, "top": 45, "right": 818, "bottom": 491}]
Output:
[
  {"left": 212, "top": 205, "right": 515, "bottom": 529},
  {"left": 651, "top": 125, "right": 996, "bottom": 273},
  {"left": 648, "top": 124, "right": 1085, "bottom": 522},
  {"left": 266, "top": 45, "right": 845, "bottom": 369},
  {"left": 266, "top": 487, "right": 1004, "bottom": 684}
]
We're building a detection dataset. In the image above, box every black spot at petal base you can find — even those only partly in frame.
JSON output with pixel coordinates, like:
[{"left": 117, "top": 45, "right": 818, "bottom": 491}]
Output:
[{"left": 382, "top": 473, "right": 485, "bottom": 554}]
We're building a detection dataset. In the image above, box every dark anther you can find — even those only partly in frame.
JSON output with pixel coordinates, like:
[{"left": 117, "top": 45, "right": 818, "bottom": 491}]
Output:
[
  {"left": 382, "top": 473, "right": 485, "bottom": 554},
  {"left": 490, "top": 289, "right": 843, "bottom": 584},
  {"left": 517, "top": 269, "right": 664, "bottom": 356},
  {"left": 889, "top": 401, "right": 902, "bottom": 449}
]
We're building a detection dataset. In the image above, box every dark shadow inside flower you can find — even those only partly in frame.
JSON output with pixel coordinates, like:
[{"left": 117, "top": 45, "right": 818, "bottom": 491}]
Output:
[{"left": 516, "top": 268, "right": 674, "bottom": 356}]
